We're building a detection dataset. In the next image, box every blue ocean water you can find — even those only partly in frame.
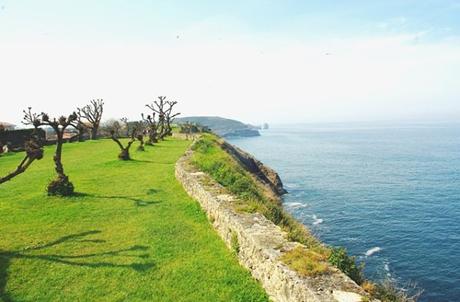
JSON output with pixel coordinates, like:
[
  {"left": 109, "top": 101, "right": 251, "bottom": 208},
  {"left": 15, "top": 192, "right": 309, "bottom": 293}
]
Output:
[{"left": 228, "top": 123, "right": 460, "bottom": 302}]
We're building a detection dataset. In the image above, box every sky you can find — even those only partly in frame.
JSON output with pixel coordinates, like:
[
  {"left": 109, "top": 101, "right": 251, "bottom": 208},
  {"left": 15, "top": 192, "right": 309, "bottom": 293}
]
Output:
[{"left": 1, "top": 0, "right": 460, "bottom": 125}]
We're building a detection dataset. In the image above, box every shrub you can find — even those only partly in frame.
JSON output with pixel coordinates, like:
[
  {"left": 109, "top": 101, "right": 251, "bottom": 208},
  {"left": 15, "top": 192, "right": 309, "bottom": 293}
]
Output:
[
  {"left": 191, "top": 138, "right": 213, "bottom": 153},
  {"left": 362, "top": 281, "right": 377, "bottom": 296},
  {"left": 328, "top": 247, "right": 364, "bottom": 285},
  {"left": 373, "top": 280, "right": 423, "bottom": 302}
]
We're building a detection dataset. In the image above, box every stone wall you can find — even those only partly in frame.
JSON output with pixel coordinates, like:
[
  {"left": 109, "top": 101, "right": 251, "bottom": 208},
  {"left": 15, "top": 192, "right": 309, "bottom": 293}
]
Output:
[{"left": 176, "top": 148, "right": 374, "bottom": 302}]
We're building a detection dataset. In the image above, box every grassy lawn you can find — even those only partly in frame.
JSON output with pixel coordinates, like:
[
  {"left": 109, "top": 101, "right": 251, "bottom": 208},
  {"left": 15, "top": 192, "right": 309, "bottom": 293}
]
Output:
[{"left": 0, "top": 138, "right": 268, "bottom": 302}]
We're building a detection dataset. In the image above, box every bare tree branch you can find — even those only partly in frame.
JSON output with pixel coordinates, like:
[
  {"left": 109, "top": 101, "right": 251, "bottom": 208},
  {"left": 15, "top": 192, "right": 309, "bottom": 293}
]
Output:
[
  {"left": 78, "top": 99, "right": 104, "bottom": 139},
  {"left": 22, "top": 107, "right": 78, "bottom": 195},
  {"left": 0, "top": 134, "right": 44, "bottom": 184},
  {"left": 110, "top": 124, "right": 139, "bottom": 160}
]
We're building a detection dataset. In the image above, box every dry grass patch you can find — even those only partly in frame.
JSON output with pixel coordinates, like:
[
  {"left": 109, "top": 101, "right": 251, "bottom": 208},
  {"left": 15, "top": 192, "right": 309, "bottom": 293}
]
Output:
[{"left": 280, "top": 246, "right": 329, "bottom": 277}]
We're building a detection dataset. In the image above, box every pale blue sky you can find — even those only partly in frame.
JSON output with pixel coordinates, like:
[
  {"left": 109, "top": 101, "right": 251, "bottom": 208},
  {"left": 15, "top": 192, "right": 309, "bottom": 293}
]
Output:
[
  {"left": 2, "top": 1, "right": 460, "bottom": 40},
  {"left": 1, "top": 0, "right": 460, "bottom": 124}
]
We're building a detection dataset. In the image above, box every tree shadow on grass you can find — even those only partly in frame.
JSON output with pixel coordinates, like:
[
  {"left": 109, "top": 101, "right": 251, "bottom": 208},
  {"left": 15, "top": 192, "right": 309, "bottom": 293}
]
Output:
[
  {"left": 130, "top": 159, "right": 176, "bottom": 165},
  {"left": 71, "top": 192, "right": 162, "bottom": 207},
  {"left": 0, "top": 230, "right": 154, "bottom": 302},
  {"left": 146, "top": 188, "right": 159, "bottom": 195}
]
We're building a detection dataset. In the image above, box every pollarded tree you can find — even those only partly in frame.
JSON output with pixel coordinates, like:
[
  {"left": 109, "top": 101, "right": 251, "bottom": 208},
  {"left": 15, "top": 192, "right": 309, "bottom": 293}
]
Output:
[
  {"left": 179, "top": 122, "right": 197, "bottom": 140},
  {"left": 23, "top": 107, "right": 78, "bottom": 196},
  {"left": 141, "top": 112, "right": 158, "bottom": 145},
  {"left": 146, "top": 96, "right": 180, "bottom": 140},
  {"left": 120, "top": 117, "right": 130, "bottom": 137},
  {"left": 132, "top": 121, "right": 145, "bottom": 151},
  {"left": 163, "top": 100, "right": 180, "bottom": 138},
  {"left": 0, "top": 132, "right": 44, "bottom": 184},
  {"left": 72, "top": 113, "right": 88, "bottom": 142},
  {"left": 179, "top": 122, "right": 209, "bottom": 140},
  {"left": 110, "top": 124, "right": 139, "bottom": 160},
  {"left": 136, "top": 134, "right": 145, "bottom": 151},
  {"left": 78, "top": 99, "right": 104, "bottom": 140},
  {"left": 146, "top": 96, "right": 166, "bottom": 140},
  {"left": 100, "top": 119, "right": 122, "bottom": 137}
]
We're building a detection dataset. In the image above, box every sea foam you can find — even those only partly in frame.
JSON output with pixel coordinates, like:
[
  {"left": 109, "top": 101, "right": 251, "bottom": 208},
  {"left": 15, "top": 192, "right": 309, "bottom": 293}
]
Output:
[
  {"left": 284, "top": 202, "right": 308, "bottom": 209},
  {"left": 365, "top": 247, "right": 382, "bottom": 257},
  {"left": 312, "top": 214, "right": 323, "bottom": 225},
  {"left": 384, "top": 262, "right": 391, "bottom": 277}
]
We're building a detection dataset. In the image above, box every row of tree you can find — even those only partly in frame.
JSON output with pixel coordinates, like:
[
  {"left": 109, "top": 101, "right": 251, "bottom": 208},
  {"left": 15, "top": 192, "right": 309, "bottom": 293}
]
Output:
[{"left": 0, "top": 97, "right": 180, "bottom": 197}]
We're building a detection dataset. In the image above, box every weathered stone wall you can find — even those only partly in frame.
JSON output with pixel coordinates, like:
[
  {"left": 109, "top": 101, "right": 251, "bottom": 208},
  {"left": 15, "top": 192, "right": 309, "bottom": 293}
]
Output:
[{"left": 176, "top": 149, "right": 373, "bottom": 302}]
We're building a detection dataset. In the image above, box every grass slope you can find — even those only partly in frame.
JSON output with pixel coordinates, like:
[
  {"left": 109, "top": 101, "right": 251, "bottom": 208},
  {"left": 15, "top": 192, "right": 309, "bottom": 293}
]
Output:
[{"left": 0, "top": 138, "right": 268, "bottom": 302}]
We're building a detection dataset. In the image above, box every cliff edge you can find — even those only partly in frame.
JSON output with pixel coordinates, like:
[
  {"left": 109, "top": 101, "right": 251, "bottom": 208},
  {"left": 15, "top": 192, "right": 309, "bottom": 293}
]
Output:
[
  {"left": 176, "top": 138, "right": 375, "bottom": 302},
  {"left": 220, "top": 140, "right": 287, "bottom": 197}
]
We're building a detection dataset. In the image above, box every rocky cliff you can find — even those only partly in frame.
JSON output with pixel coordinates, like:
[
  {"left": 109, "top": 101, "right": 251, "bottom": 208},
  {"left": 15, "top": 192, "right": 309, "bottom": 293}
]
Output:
[
  {"left": 175, "top": 143, "right": 374, "bottom": 302},
  {"left": 220, "top": 140, "right": 287, "bottom": 196}
]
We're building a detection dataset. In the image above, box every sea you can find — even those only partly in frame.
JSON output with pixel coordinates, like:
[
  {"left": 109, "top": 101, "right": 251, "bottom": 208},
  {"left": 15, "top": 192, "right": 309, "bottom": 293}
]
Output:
[{"left": 228, "top": 122, "right": 460, "bottom": 302}]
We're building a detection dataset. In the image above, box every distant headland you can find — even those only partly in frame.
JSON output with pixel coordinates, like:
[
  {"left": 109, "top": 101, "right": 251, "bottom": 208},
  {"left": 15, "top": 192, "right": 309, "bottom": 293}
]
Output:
[{"left": 176, "top": 116, "right": 262, "bottom": 138}]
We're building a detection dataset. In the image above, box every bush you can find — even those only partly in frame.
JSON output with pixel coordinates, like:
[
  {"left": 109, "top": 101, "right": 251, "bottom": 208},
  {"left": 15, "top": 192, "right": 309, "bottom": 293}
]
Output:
[
  {"left": 328, "top": 247, "right": 364, "bottom": 285},
  {"left": 373, "top": 280, "right": 423, "bottom": 302},
  {"left": 191, "top": 138, "right": 213, "bottom": 153},
  {"left": 362, "top": 281, "right": 377, "bottom": 296}
]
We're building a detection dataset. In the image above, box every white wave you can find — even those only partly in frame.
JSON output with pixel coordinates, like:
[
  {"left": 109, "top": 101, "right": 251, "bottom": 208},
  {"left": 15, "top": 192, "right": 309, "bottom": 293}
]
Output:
[
  {"left": 384, "top": 262, "right": 391, "bottom": 277},
  {"left": 343, "top": 237, "right": 359, "bottom": 242},
  {"left": 312, "top": 214, "right": 324, "bottom": 225},
  {"left": 285, "top": 183, "right": 300, "bottom": 189},
  {"left": 284, "top": 202, "right": 308, "bottom": 209},
  {"left": 365, "top": 247, "right": 382, "bottom": 257}
]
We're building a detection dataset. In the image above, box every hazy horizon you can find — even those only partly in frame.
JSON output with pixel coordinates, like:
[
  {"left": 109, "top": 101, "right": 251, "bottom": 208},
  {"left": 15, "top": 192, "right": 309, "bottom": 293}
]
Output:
[{"left": 1, "top": 1, "right": 460, "bottom": 125}]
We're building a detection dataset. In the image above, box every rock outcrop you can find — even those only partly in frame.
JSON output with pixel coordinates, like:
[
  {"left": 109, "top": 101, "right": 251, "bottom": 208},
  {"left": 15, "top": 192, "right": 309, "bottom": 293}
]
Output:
[
  {"left": 176, "top": 148, "right": 373, "bottom": 302},
  {"left": 220, "top": 141, "right": 287, "bottom": 196}
]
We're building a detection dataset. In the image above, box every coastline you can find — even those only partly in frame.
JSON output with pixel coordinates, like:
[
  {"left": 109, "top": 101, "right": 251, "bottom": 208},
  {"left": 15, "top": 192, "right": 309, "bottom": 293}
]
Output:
[{"left": 175, "top": 137, "right": 373, "bottom": 302}]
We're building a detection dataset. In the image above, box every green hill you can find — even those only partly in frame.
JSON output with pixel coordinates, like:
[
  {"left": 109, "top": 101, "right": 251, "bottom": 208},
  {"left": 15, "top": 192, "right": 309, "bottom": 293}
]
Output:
[{"left": 175, "top": 116, "right": 260, "bottom": 138}]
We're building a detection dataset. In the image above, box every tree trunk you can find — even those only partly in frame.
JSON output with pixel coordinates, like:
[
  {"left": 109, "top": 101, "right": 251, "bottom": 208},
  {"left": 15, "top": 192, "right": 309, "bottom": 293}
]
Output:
[
  {"left": 118, "top": 148, "right": 130, "bottom": 160},
  {"left": 90, "top": 127, "right": 98, "bottom": 140},
  {"left": 48, "top": 131, "right": 74, "bottom": 196},
  {"left": 54, "top": 132, "right": 65, "bottom": 177},
  {"left": 78, "top": 130, "right": 84, "bottom": 142}
]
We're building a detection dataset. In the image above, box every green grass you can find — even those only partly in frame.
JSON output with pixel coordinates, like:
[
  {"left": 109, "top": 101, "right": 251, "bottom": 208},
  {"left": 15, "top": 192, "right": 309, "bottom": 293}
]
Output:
[{"left": 0, "top": 138, "right": 268, "bottom": 302}]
